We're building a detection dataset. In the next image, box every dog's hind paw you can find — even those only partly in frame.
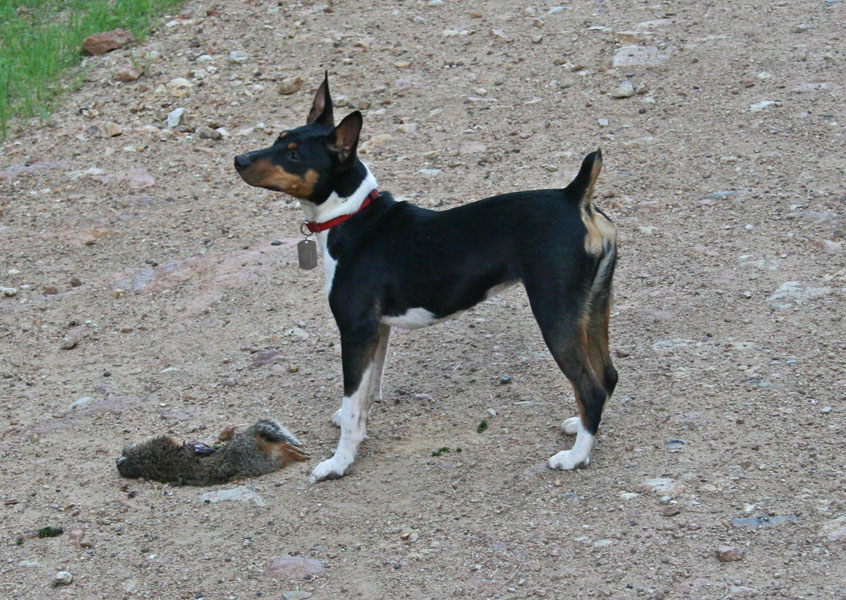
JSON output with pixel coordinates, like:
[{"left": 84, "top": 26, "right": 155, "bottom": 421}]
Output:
[
  {"left": 309, "top": 456, "right": 351, "bottom": 483},
  {"left": 561, "top": 416, "right": 580, "bottom": 435},
  {"left": 547, "top": 450, "right": 590, "bottom": 471}
]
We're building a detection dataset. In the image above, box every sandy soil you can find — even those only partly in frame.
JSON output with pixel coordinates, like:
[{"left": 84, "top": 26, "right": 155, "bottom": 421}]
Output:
[{"left": 1, "top": 1, "right": 844, "bottom": 598}]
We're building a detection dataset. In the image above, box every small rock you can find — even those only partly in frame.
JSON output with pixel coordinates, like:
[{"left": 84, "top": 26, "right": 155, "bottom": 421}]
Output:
[
  {"left": 167, "top": 107, "right": 185, "bottom": 128},
  {"left": 60, "top": 336, "right": 79, "bottom": 350},
  {"left": 229, "top": 50, "right": 249, "bottom": 63},
  {"left": 82, "top": 29, "right": 135, "bottom": 55},
  {"left": 716, "top": 546, "right": 745, "bottom": 562},
  {"left": 68, "top": 526, "right": 84, "bottom": 546},
  {"left": 197, "top": 126, "right": 222, "bottom": 140},
  {"left": 499, "top": 374, "right": 512, "bottom": 385},
  {"left": 767, "top": 281, "right": 831, "bottom": 310},
  {"left": 100, "top": 122, "right": 123, "bottom": 137},
  {"left": 53, "top": 571, "right": 73, "bottom": 586},
  {"left": 282, "top": 592, "right": 313, "bottom": 600},
  {"left": 168, "top": 78, "right": 193, "bottom": 98},
  {"left": 70, "top": 277, "right": 82, "bottom": 287},
  {"left": 359, "top": 134, "right": 392, "bottom": 153},
  {"left": 636, "top": 477, "right": 684, "bottom": 496},
  {"left": 264, "top": 555, "right": 325, "bottom": 579},
  {"left": 278, "top": 76, "right": 304, "bottom": 95},
  {"left": 201, "top": 486, "right": 265, "bottom": 506},
  {"left": 613, "top": 45, "right": 671, "bottom": 67},
  {"left": 748, "top": 100, "right": 779, "bottom": 112},
  {"left": 115, "top": 66, "right": 142, "bottom": 82},
  {"left": 396, "top": 122, "right": 418, "bottom": 134},
  {"left": 611, "top": 81, "right": 636, "bottom": 98},
  {"left": 69, "top": 397, "right": 93, "bottom": 410},
  {"left": 820, "top": 516, "right": 846, "bottom": 543},
  {"left": 615, "top": 348, "right": 630, "bottom": 358},
  {"left": 1, "top": 287, "right": 18, "bottom": 297}
]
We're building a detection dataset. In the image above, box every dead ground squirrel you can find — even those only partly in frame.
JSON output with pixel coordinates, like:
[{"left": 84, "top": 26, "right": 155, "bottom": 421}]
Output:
[{"left": 116, "top": 420, "right": 308, "bottom": 485}]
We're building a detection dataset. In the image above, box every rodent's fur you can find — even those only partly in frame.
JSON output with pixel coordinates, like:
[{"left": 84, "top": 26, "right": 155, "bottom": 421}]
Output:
[{"left": 116, "top": 420, "right": 308, "bottom": 485}]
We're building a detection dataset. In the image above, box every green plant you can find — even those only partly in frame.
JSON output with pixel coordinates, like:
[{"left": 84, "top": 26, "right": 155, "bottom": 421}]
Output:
[{"left": 0, "top": 0, "right": 185, "bottom": 141}]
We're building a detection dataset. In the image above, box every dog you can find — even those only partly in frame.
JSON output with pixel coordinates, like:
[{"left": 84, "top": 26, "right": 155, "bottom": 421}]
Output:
[{"left": 235, "top": 74, "right": 618, "bottom": 482}]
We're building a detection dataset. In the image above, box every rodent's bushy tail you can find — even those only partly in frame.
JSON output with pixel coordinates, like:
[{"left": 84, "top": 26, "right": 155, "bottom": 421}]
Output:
[{"left": 249, "top": 419, "right": 302, "bottom": 447}]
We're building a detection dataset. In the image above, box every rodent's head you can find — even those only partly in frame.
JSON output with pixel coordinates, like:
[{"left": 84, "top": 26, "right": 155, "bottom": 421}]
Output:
[{"left": 116, "top": 443, "right": 142, "bottom": 478}]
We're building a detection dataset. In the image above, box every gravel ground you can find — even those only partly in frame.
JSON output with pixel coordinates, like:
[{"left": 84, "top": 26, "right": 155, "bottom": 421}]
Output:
[{"left": 1, "top": 1, "right": 844, "bottom": 598}]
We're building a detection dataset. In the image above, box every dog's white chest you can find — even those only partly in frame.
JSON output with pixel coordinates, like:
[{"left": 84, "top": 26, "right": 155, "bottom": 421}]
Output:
[{"left": 318, "top": 233, "right": 337, "bottom": 296}]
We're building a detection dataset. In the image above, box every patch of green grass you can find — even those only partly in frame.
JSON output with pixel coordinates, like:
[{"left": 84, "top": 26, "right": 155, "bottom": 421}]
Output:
[{"left": 0, "top": 0, "right": 186, "bottom": 141}]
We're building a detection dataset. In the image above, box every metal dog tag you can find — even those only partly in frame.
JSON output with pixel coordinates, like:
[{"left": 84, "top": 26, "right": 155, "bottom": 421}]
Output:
[{"left": 297, "top": 238, "right": 318, "bottom": 270}]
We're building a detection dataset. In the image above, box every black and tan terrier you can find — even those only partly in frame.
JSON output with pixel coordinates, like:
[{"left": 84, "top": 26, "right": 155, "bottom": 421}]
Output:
[{"left": 235, "top": 74, "right": 618, "bottom": 482}]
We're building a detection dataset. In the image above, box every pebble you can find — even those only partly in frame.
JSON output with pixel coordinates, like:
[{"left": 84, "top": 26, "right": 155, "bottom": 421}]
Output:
[
  {"left": 716, "top": 546, "right": 745, "bottom": 562},
  {"left": 53, "top": 571, "right": 73, "bottom": 586},
  {"left": 748, "top": 100, "right": 779, "bottom": 112},
  {"left": 229, "top": 50, "right": 249, "bottom": 63},
  {"left": 197, "top": 126, "right": 222, "bottom": 140},
  {"left": 1, "top": 286, "right": 18, "bottom": 297},
  {"left": 611, "top": 81, "right": 636, "bottom": 98},
  {"left": 101, "top": 122, "right": 123, "bottom": 137},
  {"left": 115, "top": 66, "right": 142, "bottom": 82},
  {"left": 167, "top": 107, "right": 185, "bottom": 128},
  {"left": 499, "top": 374, "right": 512, "bottom": 384},
  {"left": 767, "top": 281, "right": 831, "bottom": 310},
  {"left": 282, "top": 592, "right": 313, "bottom": 600},
  {"left": 82, "top": 28, "right": 134, "bottom": 55},
  {"left": 264, "top": 555, "right": 325, "bottom": 579},
  {"left": 613, "top": 46, "right": 671, "bottom": 67},
  {"left": 168, "top": 78, "right": 193, "bottom": 97},
  {"left": 278, "top": 76, "right": 304, "bottom": 95},
  {"left": 201, "top": 486, "right": 266, "bottom": 506},
  {"left": 60, "top": 336, "right": 79, "bottom": 350}
]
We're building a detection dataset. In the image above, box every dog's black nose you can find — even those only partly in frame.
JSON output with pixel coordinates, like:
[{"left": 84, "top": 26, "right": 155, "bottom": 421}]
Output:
[{"left": 234, "top": 154, "right": 250, "bottom": 170}]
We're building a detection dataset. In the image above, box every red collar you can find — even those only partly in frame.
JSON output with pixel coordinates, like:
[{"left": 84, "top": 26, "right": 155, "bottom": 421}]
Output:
[{"left": 304, "top": 189, "right": 379, "bottom": 233}]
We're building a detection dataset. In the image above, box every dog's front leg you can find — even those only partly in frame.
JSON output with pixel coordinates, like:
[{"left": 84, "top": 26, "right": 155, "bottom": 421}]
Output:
[
  {"left": 311, "top": 327, "right": 380, "bottom": 482},
  {"left": 331, "top": 323, "right": 391, "bottom": 427}
]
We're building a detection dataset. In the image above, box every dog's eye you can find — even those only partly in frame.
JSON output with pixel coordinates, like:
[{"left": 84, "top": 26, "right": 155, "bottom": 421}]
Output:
[{"left": 287, "top": 149, "right": 300, "bottom": 161}]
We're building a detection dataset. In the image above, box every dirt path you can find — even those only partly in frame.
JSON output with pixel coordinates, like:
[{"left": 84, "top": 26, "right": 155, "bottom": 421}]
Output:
[{"left": 1, "top": 1, "right": 844, "bottom": 598}]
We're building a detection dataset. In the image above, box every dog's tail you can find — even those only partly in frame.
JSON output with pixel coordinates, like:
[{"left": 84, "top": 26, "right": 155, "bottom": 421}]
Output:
[{"left": 564, "top": 149, "right": 602, "bottom": 208}]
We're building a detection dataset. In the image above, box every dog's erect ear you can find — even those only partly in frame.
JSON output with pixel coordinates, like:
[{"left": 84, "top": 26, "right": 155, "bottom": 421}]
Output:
[
  {"left": 327, "top": 111, "right": 363, "bottom": 164},
  {"left": 306, "top": 71, "right": 334, "bottom": 126}
]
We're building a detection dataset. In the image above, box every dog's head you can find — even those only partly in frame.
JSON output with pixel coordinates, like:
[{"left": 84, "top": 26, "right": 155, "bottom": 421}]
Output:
[{"left": 234, "top": 73, "right": 363, "bottom": 204}]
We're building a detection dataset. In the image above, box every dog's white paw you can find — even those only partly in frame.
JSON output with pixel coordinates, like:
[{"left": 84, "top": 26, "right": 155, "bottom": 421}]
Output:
[
  {"left": 548, "top": 450, "right": 590, "bottom": 471},
  {"left": 561, "top": 416, "right": 580, "bottom": 435},
  {"left": 330, "top": 409, "right": 342, "bottom": 427},
  {"left": 310, "top": 456, "right": 351, "bottom": 483}
]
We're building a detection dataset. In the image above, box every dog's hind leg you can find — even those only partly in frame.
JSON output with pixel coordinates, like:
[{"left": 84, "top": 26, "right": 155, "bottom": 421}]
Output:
[
  {"left": 311, "top": 323, "right": 380, "bottom": 482},
  {"left": 525, "top": 276, "right": 609, "bottom": 470}
]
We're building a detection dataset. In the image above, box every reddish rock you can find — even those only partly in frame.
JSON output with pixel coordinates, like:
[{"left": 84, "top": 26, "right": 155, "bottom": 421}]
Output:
[
  {"left": 82, "top": 29, "right": 135, "bottom": 56},
  {"left": 116, "top": 66, "right": 143, "bottom": 82},
  {"left": 716, "top": 545, "right": 745, "bottom": 562},
  {"left": 264, "top": 555, "right": 324, "bottom": 579}
]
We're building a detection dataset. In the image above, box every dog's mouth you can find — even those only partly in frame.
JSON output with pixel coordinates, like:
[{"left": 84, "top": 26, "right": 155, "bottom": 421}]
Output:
[{"left": 234, "top": 156, "right": 318, "bottom": 200}]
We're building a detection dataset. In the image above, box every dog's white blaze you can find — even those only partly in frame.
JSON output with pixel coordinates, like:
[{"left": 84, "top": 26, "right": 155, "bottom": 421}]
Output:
[{"left": 548, "top": 420, "right": 595, "bottom": 470}]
